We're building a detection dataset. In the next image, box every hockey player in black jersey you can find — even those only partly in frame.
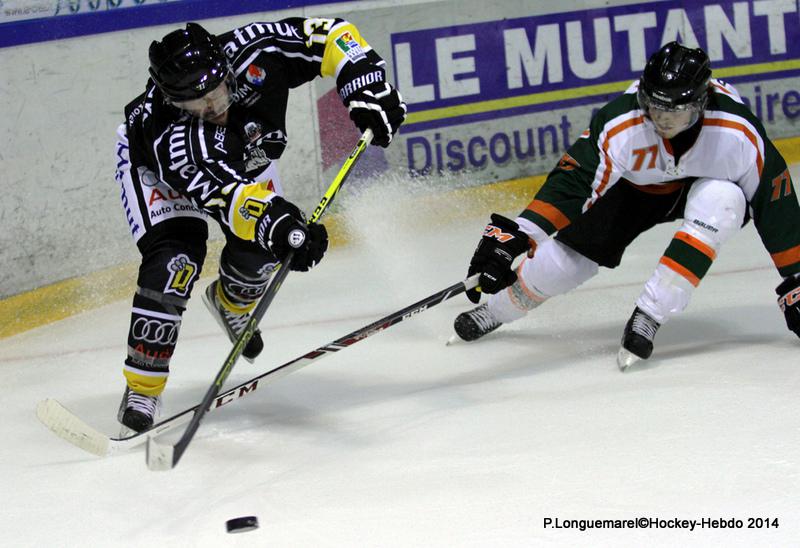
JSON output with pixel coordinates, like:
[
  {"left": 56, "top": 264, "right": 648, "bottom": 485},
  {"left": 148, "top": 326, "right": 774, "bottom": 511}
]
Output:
[{"left": 114, "top": 19, "right": 406, "bottom": 432}]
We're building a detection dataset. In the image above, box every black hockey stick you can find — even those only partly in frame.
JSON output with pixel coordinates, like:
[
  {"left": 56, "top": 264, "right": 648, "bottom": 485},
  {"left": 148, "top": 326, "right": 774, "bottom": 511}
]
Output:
[
  {"left": 145, "top": 129, "right": 373, "bottom": 470},
  {"left": 36, "top": 273, "right": 479, "bottom": 459}
]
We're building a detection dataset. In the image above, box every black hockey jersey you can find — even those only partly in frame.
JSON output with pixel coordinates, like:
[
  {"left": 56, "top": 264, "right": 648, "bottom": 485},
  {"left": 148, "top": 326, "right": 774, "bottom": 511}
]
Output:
[{"left": 123, "top": 17, "right": 382, "bottom": 241}]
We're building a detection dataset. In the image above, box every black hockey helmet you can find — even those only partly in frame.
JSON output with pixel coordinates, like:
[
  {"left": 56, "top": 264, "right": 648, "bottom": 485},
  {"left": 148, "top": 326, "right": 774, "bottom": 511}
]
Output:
[
  {"left": 148, "top": 22, "right": 229, "bottom": 101},
  {"left": 638, "top": 42, "right": 711, "bottom": 111}
]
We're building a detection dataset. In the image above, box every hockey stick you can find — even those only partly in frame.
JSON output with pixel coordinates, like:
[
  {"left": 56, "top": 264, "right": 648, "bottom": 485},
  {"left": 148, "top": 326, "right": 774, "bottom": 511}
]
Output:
[
  {"left": 143, "top": 129, "right": 373, "bottom": 470},
  {"left": 36, "top": 273, "right": 479, "bottom": 459}
]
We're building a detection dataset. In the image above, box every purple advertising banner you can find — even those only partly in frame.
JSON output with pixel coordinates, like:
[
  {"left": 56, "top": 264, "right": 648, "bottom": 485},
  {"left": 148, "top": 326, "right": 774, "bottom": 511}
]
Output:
[{"left": 392, "top": 0, "right": 800, "bottom": 133}]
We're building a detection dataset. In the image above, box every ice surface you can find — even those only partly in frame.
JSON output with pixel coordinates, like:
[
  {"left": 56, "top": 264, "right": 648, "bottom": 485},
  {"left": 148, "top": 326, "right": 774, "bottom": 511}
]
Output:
[{"left": 2, "top": 174, "right": 799, "bottom": 547}]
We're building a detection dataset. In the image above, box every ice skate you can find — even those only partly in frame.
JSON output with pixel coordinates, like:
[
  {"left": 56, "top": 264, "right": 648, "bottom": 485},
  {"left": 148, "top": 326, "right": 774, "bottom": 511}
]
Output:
[
  {"left": 453, "top": 303, "right": 503, "bottom": 342},
  {"left": 203, "top": 280, "right": 264, "bottom": 362},
  {"left": 617, "top": 307, "right": 661, "bottom": 371},
  {"left": 117, "top": 387, "right": 161, "bottom": 433}
]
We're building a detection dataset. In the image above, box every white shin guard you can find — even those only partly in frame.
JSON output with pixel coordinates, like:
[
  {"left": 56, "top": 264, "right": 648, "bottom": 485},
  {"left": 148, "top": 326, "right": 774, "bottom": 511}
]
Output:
[
  {"left": 636, "top": 178, "right": 746, "bottom": 324},
  {"left": 636, "top": 264, "right": 696, "bottom": 324}
]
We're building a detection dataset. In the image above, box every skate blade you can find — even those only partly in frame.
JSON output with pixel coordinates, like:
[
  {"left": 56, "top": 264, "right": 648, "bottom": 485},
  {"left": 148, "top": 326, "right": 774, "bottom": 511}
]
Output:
[{"left": 616, "top": 347, "right": 641, "bottom": 371}]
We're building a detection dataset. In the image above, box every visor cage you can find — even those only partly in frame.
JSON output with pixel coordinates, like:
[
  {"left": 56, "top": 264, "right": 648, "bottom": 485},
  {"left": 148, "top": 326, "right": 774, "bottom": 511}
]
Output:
[
  {"left": 639, "top": 89, "right": 702, "bottom": 136},
  {"left": 637, "top": 86, "right": 706, "bottom": 114},
  {"left": 171, "top": 72, "right": 237, "bottom": 120}
]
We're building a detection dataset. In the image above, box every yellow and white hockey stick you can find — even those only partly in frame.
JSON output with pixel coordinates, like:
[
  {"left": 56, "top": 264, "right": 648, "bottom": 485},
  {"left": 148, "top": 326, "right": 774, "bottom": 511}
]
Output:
[{"left": 145, "top": 128, "right": 373, "bottom": 470}]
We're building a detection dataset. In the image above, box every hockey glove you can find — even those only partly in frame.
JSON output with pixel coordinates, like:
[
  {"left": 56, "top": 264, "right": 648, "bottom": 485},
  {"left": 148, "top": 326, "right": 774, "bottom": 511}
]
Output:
[
  {"left": 257, "top": 197, "right": 328, "bottom": 272},
  {"left": 776, "top": 274, "right": 800, "bottom": 338},
  {"left": 337, "top": 63, "right": 406, "bottom": 147},
  {"left": 291, "top": 223, "right": 328, "bottom": 272},
  {"left": 466, "top": 214, "right": 531, "bottom": 304}
]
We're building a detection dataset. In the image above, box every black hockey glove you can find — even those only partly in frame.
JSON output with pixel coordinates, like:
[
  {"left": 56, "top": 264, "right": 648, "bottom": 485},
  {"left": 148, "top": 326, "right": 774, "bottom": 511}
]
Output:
[
  {"left": 257, "top": 197, "right": 328, "bottom": 272},
  {"left": 466, "top": 214, "right": 531, "bottom": 304},
  {"left": 291, "top": 223, "right": 328, "bottom": 272},
  {"left": 337, "top": 63, "right": 406, "bottom": 147},
  {"left": 776, "top": 274, "right": 800, "bottom": 338}
]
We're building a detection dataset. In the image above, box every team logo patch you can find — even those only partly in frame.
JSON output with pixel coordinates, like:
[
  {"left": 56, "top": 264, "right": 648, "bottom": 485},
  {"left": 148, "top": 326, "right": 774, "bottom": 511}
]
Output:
[
  {"left": 244, "top": 121, "right": 263, "bottom": 143},
  {"left": 557, "top": 152, "right": 580, "bottom": 171},
  {"left": 165, "top": 254, "right": 198, "bottom": 297},
  {"left": 246, "top": 64, "right": 267, "bottom": 86},
  {"left": 335, "top": 32, "right": 366, "bottom": 62},
  {"left": 239, "top": 196, "right": 268, "bottom": 221}
]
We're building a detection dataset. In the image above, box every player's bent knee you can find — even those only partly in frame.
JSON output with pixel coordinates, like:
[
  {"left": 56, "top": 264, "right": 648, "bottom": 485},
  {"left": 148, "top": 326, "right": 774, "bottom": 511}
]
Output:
[
  {"left": 521, "top": 239, "right": 599, "bottom": 297},
  {"left": 683, "top": 178, "right": 746, "bottom": 247}
]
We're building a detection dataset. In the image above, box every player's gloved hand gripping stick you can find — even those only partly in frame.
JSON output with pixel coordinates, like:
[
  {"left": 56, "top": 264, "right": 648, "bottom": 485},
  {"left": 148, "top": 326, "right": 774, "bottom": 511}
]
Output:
[
  {"left": 465, "top": 214, "right": 533, "bottom": 303},
  {"left": 146, "top": 129, "right": 373, "bottom": 470},
  {"left": 776, "top": 273, "right": 800, "bottom": 337}
]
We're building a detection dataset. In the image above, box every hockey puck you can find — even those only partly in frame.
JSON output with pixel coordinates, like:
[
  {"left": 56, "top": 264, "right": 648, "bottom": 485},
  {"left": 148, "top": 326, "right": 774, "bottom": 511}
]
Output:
[{"left": 226, "top": 516, "right": 259, "bottom": 534}]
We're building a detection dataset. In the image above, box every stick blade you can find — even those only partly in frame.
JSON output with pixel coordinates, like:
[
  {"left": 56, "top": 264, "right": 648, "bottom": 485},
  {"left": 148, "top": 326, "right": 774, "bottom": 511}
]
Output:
[
  {"left": 36, "top": 399, "right": 110, "bottom": 457},
  {"left": 146, "top": 436, "right": 175, "bottom": 471}
]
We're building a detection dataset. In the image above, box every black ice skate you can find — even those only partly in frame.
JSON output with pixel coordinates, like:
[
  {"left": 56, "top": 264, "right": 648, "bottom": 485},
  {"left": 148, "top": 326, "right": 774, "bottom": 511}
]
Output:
[
  {"left": 117, "top": 387, "right": 161, "bottom": 433},
  {"left": 203, "top": 280, "right": 264, "bottom": 363},
  {"left": 453, "top": 303, "right": 503, "bottom": 342},
  {"left": 617, "top": 307, "right": 661, "bottom": 371}
]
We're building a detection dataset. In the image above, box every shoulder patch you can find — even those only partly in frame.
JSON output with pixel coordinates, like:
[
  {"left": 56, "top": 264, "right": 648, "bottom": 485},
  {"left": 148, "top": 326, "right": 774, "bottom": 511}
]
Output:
[
  {"left": 246, "top": 64, "right": 267, "bottom": 86},
  {"left": 335, "top": 31, "right": 366, "bottom": 63},
  {"left": 557, "top": 152, "right": 581, "bottom": 171}
]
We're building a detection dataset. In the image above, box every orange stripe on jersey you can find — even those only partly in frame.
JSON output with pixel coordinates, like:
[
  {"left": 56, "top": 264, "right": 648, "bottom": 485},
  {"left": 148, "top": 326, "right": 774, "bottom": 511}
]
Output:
[
  {"left": 659, "top": 256, "right": 701, "bottom": 287},
  {"left": 710, "top": 81, "right": 734, "bottom": 96},
  {"left": 525, "top": 199, "right": 571, "bottom": 230},
  {"left": 597, "top": 115, "right": 646, "bottom": 197},
  {"left": 771, "top": 244, "right": 800, "bottom": 269},
  {"left": 662, "top": 136, "right": 674, "bottom": 156},
  {"left": 674, "top": 231, "right": 717, "bottom": 260},
  {"left": 703, "top": 118, "right": 763, "bottom": 177}
]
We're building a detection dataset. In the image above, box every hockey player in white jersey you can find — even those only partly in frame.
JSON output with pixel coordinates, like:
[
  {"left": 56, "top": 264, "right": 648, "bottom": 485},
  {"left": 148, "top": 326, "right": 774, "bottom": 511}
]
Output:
[
  {"left": 114, "top": 19, "right": 406, "bottom": 431},
  {"left": 452, "top": 42, "right": 800, "bottom": 370}
]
